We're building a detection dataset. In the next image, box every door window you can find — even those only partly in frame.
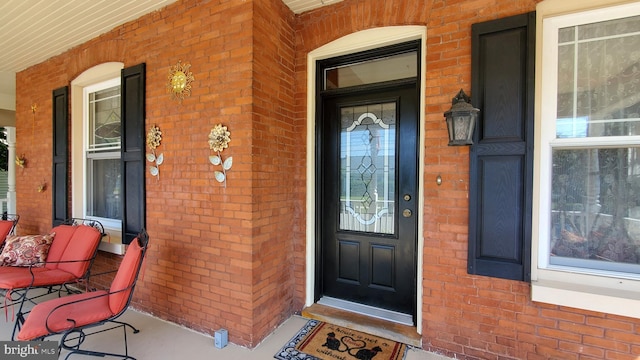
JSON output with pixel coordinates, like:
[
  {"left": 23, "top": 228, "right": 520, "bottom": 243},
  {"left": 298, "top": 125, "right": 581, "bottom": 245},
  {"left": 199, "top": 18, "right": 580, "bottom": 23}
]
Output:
[{"left": 339, "top": 102, "right": 396, "bottom": 234}]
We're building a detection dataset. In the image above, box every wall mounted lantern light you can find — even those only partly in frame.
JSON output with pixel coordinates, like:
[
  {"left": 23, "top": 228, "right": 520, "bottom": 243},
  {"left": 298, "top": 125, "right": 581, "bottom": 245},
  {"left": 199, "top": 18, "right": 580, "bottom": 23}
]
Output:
[{"left": 444, "top": 89, "right": 479, "bottom": 146}]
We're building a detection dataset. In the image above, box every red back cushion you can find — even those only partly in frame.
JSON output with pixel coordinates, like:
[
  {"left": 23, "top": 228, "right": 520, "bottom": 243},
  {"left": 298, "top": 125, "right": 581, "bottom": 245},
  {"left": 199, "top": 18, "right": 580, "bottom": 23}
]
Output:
[
  {"left": 56, "top": 225, "right": 102, "bottom": 277},
  {"left": 44, "top": 225, "right": 77, "bottom": 269},
  {"left": 0, "top": 220, "right": 15, "bottom": 248},
  {"left": 109, "top": 239, "right": 143, "bottom": 314}
]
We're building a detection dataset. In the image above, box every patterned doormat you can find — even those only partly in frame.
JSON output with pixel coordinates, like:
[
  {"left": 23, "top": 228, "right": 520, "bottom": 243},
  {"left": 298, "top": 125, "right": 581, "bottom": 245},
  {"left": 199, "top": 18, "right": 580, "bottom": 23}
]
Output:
[{"left": 274, "top": 320, "right": 408, "bottom": 360}]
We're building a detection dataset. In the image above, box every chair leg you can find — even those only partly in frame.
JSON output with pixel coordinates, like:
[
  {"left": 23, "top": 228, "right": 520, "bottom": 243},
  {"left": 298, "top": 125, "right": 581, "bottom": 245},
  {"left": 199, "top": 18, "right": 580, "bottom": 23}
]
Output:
[
  {"left": 110, "top": 319, "right": 140, "bottom": 334},
  {"left": 60, "top": 321, "right": 139, "bottom": 360},
  {"left": 11, "top": 290, "right": 30, "bottom": 341}
]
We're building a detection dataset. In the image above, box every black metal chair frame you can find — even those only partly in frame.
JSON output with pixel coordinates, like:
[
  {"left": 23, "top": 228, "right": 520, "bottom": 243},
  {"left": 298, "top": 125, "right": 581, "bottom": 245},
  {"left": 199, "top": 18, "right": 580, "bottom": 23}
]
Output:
[{"left": 21, "top": 229, "right": 148, "bottom": 360}]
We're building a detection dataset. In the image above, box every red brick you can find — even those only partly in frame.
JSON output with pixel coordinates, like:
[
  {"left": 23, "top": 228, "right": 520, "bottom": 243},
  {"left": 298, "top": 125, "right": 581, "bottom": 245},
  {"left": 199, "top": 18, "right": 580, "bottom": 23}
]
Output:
[{"left": 15, "top": 0, "right": 640, "bottom": 356}]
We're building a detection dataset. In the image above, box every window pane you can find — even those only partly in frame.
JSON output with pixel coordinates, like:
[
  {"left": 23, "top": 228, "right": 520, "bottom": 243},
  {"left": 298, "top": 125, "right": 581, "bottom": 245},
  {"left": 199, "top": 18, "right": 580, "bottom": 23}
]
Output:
[
  {"left": 339, "top": 102, "right": 396, "bottom": 234},
  {"left": 325, "top": 52, "right": 417, "bottom": 90},
  {"left": 87, "top": 158, "right": 121, "bottom": 220},
  {"left": 556, "top": 15, "right": 640, "bottom": 138},
  {"left": 89, "top": 85, "right": 121, "bottom": 150},
  {"left": 551, "top": 148, "right": 640, "bottom": 273}
]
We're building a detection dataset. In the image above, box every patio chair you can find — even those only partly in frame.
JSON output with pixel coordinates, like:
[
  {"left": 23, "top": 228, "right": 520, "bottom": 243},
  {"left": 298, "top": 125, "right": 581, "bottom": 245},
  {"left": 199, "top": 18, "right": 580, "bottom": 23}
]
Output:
[
  {"left": 0, "top": 214, "right": 20, "bottom": 249},
  {"left": 0, "top": 218, "right": 104, "bottom": 337},
  {"left": 16, "top": 229, "right": 148, "bottom": 360}
]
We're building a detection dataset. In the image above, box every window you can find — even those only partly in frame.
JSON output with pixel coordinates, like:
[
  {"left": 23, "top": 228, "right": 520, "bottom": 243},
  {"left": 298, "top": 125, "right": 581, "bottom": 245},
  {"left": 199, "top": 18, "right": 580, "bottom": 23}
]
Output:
[
  {"left": 68, "top": 62, "right": 146, "bottom": 253},
  {"left": 84, "top": 80, "right": 121, "bottom": 227},
  {"left": 533, "top": 1, "right": 640, "bottom": 318}
]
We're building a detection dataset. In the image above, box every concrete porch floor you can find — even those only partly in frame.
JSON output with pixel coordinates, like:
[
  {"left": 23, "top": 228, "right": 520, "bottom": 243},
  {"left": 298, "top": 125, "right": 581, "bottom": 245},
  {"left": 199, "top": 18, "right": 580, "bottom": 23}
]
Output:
[{"left": 0, "top": 303, "right": 452, "bottom": 359}]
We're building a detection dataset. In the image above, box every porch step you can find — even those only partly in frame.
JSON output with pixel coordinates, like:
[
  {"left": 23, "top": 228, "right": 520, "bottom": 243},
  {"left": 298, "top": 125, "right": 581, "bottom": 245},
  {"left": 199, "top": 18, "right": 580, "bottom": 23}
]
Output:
[{"left": 301, "top": 303, "right": 422, "bottom": 347}]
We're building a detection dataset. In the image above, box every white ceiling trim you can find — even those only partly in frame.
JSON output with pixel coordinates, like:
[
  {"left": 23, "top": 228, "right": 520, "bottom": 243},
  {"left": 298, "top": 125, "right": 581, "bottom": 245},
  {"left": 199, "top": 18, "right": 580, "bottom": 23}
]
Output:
[
  {"left": 0, "top": 0, "right": 342, "bottom": 111},
  {"left": 0, "top": 0, "right": 342, "bottom": 74},
  {"left": 0, "top": 0, "right": 179, "bottom": 73}
]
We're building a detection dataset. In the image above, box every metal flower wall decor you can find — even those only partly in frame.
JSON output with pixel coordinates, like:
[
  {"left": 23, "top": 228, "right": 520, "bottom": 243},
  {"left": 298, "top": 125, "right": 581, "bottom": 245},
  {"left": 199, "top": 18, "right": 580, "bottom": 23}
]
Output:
[
  {"left": 146, "top": 125, "right": 164, "bottom": 180},
  {"left": 15, "top": 155, "right": 26, "bottom": 169},
  {"left": 208, "top": 124, "right": 232, "bottom": 187}
]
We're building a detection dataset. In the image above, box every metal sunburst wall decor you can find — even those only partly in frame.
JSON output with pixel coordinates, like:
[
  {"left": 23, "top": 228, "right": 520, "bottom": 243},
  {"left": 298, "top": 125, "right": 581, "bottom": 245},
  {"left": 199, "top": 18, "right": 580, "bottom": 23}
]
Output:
[{"left": 167, "top": 60, "right": 195, "bottom": 102}]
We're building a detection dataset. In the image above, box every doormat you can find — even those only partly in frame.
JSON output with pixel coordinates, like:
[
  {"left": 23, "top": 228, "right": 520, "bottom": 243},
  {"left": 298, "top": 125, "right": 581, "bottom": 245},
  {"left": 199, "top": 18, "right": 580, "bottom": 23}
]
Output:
[{"left": 274, "top": 320, "right": 408, "bottom": 360}]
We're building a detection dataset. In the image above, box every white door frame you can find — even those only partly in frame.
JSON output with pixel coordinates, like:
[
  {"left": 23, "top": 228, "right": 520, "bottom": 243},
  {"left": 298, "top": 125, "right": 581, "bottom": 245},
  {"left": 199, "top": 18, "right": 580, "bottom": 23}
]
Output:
[{"left": 305, "top": 26, "right": 427, "bottom": 333}]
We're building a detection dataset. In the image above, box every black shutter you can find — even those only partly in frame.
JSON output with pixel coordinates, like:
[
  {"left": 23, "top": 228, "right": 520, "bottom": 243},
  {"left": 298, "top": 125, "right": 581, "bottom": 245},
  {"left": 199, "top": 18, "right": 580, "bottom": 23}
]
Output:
[
  {"left": 52, "top": 86, "right": 69, "bottom": 227},
  {"left": 121, "top": 63, "right": 146, "bottom": 244},
  {"left": 468, "top": 12, "right": 535, "bottom": 281}
]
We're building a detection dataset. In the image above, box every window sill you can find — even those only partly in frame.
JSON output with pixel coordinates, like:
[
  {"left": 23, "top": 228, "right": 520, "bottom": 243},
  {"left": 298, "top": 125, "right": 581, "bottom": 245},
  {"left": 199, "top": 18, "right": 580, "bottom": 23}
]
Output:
[
  {"left": 532, "top": 278, "right": 640, "bottom": 319},
  {"left": 98, "top": 226, "right": 125, "bottom": 255},
  {"left": 98, "top": 241, "right": 125, "bottom": 255}
]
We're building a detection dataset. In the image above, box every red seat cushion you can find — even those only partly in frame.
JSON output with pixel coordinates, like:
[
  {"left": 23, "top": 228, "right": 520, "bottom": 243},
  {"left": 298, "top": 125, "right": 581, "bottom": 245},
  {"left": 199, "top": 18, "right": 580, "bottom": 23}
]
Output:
[
  {"left": 0, "top": 268, "right": 76, "bottom": 289},
  {"left": 0, "top": 266, "right": 48, "bottom": 276},
  {"left": 17, "top": 290, "right": 113, "bottom": 341}
]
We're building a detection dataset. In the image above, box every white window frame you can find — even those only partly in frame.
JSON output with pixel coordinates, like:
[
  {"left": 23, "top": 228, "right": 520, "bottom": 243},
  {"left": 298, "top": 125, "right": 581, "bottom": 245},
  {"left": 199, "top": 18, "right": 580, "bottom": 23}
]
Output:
[
  {"left": 71, "top": 62, "right": 125, "bottom": 254},
  {"left": 532, "top": 0, "right": 640, "bottom": 318},
  {"left": 82, "top": 78, "right": 122, "bottom": 230}
]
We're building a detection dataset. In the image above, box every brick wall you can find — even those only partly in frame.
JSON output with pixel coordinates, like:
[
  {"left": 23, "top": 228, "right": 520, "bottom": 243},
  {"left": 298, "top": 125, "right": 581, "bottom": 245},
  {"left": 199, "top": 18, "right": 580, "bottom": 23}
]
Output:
[
  {"left": 250, "top": 0, "right": 298, "bottom": 342},
  {"left": 294, "top": 0, "right": 640, "bottom": 359},
  {"left": 15, "top": 0, "right": 297, "bottom": 348},
  {"left": 13, "top": 0, "right": 640, "bottom": 357}
]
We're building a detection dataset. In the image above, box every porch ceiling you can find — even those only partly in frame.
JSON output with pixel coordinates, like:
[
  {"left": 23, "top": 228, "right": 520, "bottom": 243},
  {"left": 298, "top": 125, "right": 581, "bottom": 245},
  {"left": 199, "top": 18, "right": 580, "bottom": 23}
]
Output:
[{"left": 0, "top": 0, "right": 342, "bottom": 110}]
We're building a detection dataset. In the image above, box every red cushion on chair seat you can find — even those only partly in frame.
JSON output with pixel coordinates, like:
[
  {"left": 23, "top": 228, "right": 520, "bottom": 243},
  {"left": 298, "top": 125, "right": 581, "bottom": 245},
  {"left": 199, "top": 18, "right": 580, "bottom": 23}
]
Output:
[
  {"left": 28, "top": 269, "right": 79, "bottom": 287},
  {"left": 17, "top": 290, "right": 113, "bottom": 341},
  {"left": 0, "top": 266, "right": 48, "bottom": 276},
  {"left": 0, "top": 269, "right": 76, "bottom": 289}
]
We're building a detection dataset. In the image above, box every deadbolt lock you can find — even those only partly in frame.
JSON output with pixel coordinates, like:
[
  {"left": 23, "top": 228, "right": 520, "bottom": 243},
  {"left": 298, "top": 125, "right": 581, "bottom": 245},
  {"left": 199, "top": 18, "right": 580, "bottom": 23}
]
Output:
[{"left": 403, "top": 194, "right": 411, "bottom": 201}]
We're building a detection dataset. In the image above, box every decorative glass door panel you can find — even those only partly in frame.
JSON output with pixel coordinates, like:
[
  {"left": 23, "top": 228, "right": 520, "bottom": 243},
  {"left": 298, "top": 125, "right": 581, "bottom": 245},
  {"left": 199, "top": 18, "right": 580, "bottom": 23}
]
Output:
[{"left": 340, "top": 103, "right": 396, "bottom": 234}]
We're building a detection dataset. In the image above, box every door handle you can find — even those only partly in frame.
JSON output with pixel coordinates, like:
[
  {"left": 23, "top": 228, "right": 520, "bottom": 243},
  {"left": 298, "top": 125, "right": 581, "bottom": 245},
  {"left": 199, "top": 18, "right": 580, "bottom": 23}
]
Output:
[{"left": 402, "top": 209, "right": 412, "bottom": 218}]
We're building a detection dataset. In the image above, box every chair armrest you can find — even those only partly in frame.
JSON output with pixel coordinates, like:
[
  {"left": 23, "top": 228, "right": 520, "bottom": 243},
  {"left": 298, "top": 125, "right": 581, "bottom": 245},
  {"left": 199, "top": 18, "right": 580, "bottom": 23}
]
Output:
[
  {"left": 25, "top": 257, "right": 96, "bottom": 287},
  {"left": 27, "top": 257, "right": 95, "bottom": 273}
]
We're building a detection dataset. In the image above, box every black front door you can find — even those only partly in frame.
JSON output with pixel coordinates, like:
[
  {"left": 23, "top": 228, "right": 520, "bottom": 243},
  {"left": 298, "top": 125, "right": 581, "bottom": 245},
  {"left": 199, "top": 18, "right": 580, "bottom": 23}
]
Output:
[{"left": 318, "top": 82, "right": 418, "bottom": 321}]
